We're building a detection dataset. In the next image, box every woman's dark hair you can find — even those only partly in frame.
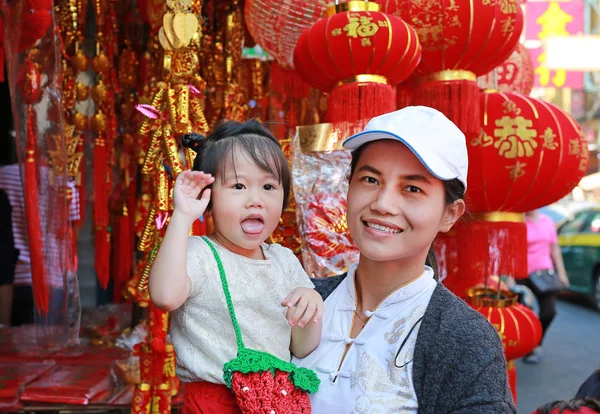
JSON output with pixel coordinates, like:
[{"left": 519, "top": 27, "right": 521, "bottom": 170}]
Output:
[
  {"left": 349, "top": 142, "right": 466, "bottom": 279},
  {"left": 181, "top": 119, "right": 291, "bottom": 210},
  {"left": 576, "top": 369, "right": 600, "bottom": 401},
  {"left": 535, "top": 398, "right": 600, "bottom": 414}
]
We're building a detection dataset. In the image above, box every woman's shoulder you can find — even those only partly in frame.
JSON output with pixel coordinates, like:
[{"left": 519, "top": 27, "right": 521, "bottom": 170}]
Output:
[{"left": 423, "top": 284, "right": 502, "bottom": 348}]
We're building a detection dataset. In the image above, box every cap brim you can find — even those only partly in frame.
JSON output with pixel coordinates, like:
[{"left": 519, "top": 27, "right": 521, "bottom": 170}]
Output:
[{"left": 343, "top": 130, "right": 457, "bottom": 181}]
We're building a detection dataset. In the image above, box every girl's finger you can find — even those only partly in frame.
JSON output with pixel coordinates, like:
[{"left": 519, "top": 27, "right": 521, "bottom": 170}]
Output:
[
  {"left": 297, "top": 302, "right": 317, "bottom": 328},
  {"left": 281, "top": 290, "right": 302, "bottom": 308},
  {"left": 313, "top": 301, "right": 324, "bottom": 323},
  {"left": 289, "top": 297, "right": 309, "bottom": 325}
]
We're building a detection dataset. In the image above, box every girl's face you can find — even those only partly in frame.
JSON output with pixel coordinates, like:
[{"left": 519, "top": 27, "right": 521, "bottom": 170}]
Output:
[
  {"left": 210, "top": 147, "right": 284, "bottom": 257},
  {"left": 347, "top": 140, "right": 464, "bottom": 264}
]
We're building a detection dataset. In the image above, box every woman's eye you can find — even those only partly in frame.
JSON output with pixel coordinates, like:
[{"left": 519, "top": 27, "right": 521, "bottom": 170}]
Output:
[
  {"left": 263, "top": 184, "right": 275, "bottom": 190},
  {"left": 405, "top": 185, "right": 422, "bottom": 193},
  {"left": 232, "top": 183, "right": 245, "bottom": 190},
  {"left": 362, "top": 176, "right": 378, "bottom": 184}
]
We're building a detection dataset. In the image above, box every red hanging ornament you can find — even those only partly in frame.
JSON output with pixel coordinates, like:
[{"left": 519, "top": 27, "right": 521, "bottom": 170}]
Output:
[
  {"left": 17, "top": 55, "right": 49, "bottom": 314},
  {"left": 478, "top": 44, "right": 535, "bottom": 95},
  {"left": 294, "top": 2, "right": 421, "bottom": 129},
  {"left": 466, "top": 288, "right": 542, "bottom": 361},
  {"left": 378, "top": 0, "right": 524, "bottom": 135},
  {"left": 245, "top": 0, "right": 328, "bottom": 69},
  {"left": 17, "top": 0, "right": 54, "bottom": 52}
]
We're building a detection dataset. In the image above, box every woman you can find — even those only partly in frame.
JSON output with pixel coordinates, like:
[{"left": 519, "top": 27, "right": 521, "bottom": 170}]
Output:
[
  {"left": 294, "top": 106, "right": 515, "bottom": 413},
  {"left": 520, "top": 209, "right": 569, "bottom": 364}
]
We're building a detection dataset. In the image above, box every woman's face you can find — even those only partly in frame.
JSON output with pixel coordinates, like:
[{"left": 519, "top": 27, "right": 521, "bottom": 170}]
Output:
[{"left": 346, "top": 140, "right": 464, "bottom": 263}]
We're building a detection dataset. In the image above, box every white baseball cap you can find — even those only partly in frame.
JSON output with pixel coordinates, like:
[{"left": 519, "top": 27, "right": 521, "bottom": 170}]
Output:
[{"left": 343, "top": 106, "right": 469, "bottom": 190}]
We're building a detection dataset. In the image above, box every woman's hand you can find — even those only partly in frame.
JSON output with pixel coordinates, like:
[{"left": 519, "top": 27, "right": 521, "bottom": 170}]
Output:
[
  {"left": 282, "top": 287, "right": 324, "bottom": 327},
  {"left": 173, "top": 170, "right": 214, "bottom": 220},
  {"left": 558, "top": 271, "right": 570, "bottom": 288}
]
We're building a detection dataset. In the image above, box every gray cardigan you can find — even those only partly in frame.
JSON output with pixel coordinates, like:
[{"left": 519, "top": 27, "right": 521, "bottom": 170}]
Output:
[{"left": 314, "top": 276, "right": 516, "bottom": 414}]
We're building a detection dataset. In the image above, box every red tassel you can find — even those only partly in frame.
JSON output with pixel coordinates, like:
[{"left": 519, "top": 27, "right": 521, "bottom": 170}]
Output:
[
  {"left": 0, "top": 16, "right": 4, "bottom": 83},
  {"left": 455, "top": 219, "right": 528, "bottom": 298},
  {"left": 327, "top": 82, "right": 396, "bottom": 129},
  {"left": 94, "top": 133, "right": 111, "bottom": 289},
  {"left": 412, "top": 79, "right": 481, "bottom": 136},
  {"left": 112, "top": 208, "right": 132, "bottom": 302},
  {"left": 18, "top": 0, "right": 53, "bottom": 52},
  {"left": 24, "top": 108, "right": 49, "bottom": 314},
  {"left": 269, "top": 63, "right": 310, "bottom": 100},
  {"left": 396, "top": 83, "right": 414, "bottom": 110},
  {"left": 191, "top": 218, "right": 206, "bottom": 236},
  {"left": 95, "top": 227, "right": 110, "bottom": 289},
  {"left": 507, "top": 361, "right": 517, "bottom": 405}
]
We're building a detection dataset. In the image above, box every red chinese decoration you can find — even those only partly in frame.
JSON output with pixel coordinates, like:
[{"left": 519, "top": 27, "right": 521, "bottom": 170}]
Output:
[
  {"left": 294, "top": 2, "right": 421, "bottom": 127},
  {"left": 244, "top": 0, "right": 328, "bottom": 69},
  {"left": 379, "top": 0, "right": 524, "bottom": 135},
  {"left": 470, "top": 91, "right": 589, "bottom": 213},
  {"left": 478, "top": 43, "right": 535, "bottom": 95},
  {"left": 17, "top": 53, "right": 49, "bottom": 314},
  {"left": 467, "top": 288, "right": 542, "bottom": 403},
  {"left": 17, "top": 0, "right": 54, "bottom": 52}
]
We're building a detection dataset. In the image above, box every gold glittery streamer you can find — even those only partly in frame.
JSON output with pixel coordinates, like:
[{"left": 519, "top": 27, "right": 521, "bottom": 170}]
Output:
[
  {"left": 163, "top": 128, "right": 184, "bottom": 176},
  {"left": 138, "top": 207, "right": 157, "bottom": 252},
  {"left": 139, "top": 87, "right": 166, "bottom": 137},
  {"left": 142, "top": 125, "right": 163, "bottom": 175},
  {"left": 175, "top": 85, "right": 190, "bottom": 134},
  {"left": 190, "top": 94, "right": 208, "bottom": 134},
  {"left": 137, "top": 244, "right": 160, "bottom": 293},
  {"left": 167, "top": 88, "right": 178, "bottom": 128},
  {"left": 185, "top": 147, "right": 196, "bottom": 170},
  {"left": 156, "top": 166, "right": 170, "bottom": 212}
]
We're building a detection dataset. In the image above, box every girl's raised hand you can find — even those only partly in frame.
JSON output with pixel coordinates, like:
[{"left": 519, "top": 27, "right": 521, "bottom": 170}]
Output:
[{"left": 173, "top": 170, "right": 214, "bottom": 219}]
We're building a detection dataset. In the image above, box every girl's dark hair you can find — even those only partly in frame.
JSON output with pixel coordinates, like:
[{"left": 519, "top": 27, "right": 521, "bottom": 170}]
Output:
[
  {"left": 535, "top": 398, "right": 600, "bottom": 414},
  {"left": 181, "top": 119, "right": 291, "bottom": 210},
  {"left": 349, "top": 142, "right": 466, "bottom": 279},
  {"left": 576, "top": 369, "right": 600, "bottom": 401}
]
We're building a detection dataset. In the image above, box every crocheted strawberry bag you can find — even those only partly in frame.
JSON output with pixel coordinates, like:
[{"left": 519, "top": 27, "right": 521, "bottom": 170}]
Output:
[{"left": 203, "top": 237, "right": 320, "bottom": 413}]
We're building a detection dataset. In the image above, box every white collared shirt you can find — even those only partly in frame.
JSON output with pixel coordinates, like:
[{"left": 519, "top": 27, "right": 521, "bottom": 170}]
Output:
[{"left": 293, "top": 264, "right": 436, "bottom": 413}]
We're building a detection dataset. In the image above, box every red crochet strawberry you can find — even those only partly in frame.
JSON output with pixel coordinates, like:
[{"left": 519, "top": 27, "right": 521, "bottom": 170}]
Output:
[{"left": 231, "top": 370, "right": 312, "bottom": 414}]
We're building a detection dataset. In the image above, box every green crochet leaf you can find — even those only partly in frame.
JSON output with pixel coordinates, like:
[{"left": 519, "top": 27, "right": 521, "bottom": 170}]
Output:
[{"left": 223, "top": 348, "right": 321, "bottom": 394}]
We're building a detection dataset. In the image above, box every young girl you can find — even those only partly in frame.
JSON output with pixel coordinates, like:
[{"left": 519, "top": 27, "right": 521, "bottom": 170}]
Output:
[
  {"left": 294, "top": 106, "right": 516, "bottom": 413},
  {"left": 149, "top": 120, "right": 323, "bottom": 413}
]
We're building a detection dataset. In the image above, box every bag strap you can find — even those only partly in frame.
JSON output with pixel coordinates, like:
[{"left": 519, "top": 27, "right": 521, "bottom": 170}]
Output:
[{"left": 202, "top": 236, "right": 245, "bottom": 352}]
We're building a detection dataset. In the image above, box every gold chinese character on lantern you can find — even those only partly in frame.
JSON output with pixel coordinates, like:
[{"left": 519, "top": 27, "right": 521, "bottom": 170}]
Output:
[
  {"left": 542, "top": 128, "right": 558, "bottom": 150},
  {"left": 535, "top": 2, "right": 572, "bottom": 87},
  {"left": 470, "top": 131, "right": 494, "bottom": 147},
  {"left": 343, "top": 15, "right": 379, "bottom": 39},
  {"left": 506, "top": 161, "right": 527, "bottom": 182},
  {"left": 164, "top": 356, "right": 176, "bottom": 377},
  {"left": 331, "top": 28, "right": 342, "bottom": 36},
  {"left": 499, "top": 0, "right": 518, "bottom": 14},
  {"left": 361, "top": 38, "right": 372, "bottom": 46},
  {"left": 569, "top": 139, "right": 581, "bottom": 156},
  {"left": 494, "top": 116, "right": 538, "bottom": 158}
]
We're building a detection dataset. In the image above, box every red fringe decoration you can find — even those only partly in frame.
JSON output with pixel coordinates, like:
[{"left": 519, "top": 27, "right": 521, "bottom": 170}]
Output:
[
  {"left": 454, "top": 219, "right": 528, "bottom": 297},
  {"left": 18, "top": 0, "right": 53, "bottom": 53},
  {"left": 112, "top": 209, "right": 132, "bottom": 302},
  {"left": 94, "top": 133, "right": 110, "bottom": 289},
  {"left": 327, "top": 82, "right": 396, "bottom": 129},
  {"left": 95, "top": 227, "right": 110, "bottom": 289},
  {"left": 396, "top": 83, "right": 414, "bottom": 109},
  {"left": 411, "top": 79, "right": 481, "bottom": 136},
  {"left": 269, "top": 62, "right": 310, "bottom": 100},
  {"left": 24, "top": 108, "right": 49, "bottom": 314},
  {"left": 507, "top": 361, "right": 517, "bottom": 405},
  {"left": 0, "top": 16, "right": 4, "bottom": 83}
]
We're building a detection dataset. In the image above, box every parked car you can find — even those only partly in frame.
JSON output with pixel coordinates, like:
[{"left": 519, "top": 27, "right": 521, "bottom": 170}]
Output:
[{"left": 556, "top": 204, "right": 600, "bottom": 310}]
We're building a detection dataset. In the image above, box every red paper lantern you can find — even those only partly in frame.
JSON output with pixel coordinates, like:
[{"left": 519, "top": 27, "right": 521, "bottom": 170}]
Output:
[
  {"left": 378, "top": 0, "right": 524, "bottom": 135},
  {"left": 467, "top": 288, "right": 542, "bottom": 361},
  {"left": 245, "top": 0, "right": 328, "bottom": 69},
  {"left": 469, "top": 91, "right": 589, "bottom": 213},
  {"left": 294, "top": 2, "right": 421, "bottom": 126},
  {"left": 478, "top": 43, "right": 535, "bottom": 95}
]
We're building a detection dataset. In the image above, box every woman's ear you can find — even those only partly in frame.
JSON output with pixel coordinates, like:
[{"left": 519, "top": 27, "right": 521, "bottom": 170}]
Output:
[{"left": 439, "top": 199, "right": 466, "bottom": 233}]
